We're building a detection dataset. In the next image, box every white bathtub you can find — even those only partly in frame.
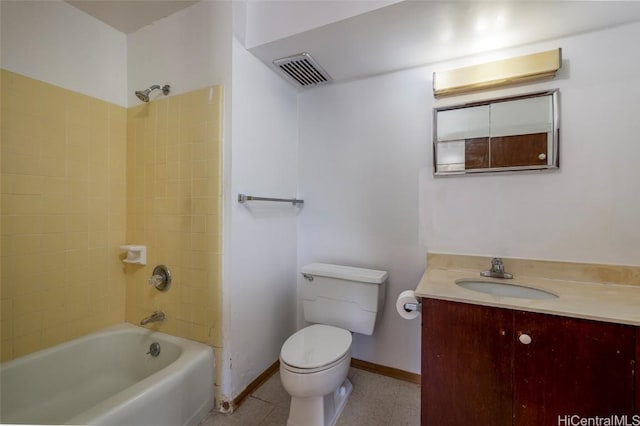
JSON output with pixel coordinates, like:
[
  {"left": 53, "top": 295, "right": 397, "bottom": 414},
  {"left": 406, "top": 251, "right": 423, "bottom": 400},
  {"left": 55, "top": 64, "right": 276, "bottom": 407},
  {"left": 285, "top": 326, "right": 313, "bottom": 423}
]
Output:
[{"left": 0, "top": 323, "right": 214, "bottom": 425}]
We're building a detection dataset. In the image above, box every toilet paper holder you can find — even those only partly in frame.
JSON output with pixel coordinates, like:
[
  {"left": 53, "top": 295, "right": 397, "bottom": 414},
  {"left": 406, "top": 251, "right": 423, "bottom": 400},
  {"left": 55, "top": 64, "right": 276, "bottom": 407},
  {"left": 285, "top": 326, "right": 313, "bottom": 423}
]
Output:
[
  {"left": 396, "top": 289, "right": 422, "bottom": 320},
  {"left": 403, "top": 302, "right": 421, "bottom": 312}
]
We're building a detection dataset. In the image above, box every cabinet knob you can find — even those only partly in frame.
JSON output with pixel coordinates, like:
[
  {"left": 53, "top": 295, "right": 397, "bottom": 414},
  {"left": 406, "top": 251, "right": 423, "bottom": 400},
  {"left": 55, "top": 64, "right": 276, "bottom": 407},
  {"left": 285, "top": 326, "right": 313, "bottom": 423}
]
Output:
[
  {"left": 538, "top": 153, "right": 546, "bottom": 160},
  {"left": 518, "top": 333, "right": 532, "bottom": 345}
]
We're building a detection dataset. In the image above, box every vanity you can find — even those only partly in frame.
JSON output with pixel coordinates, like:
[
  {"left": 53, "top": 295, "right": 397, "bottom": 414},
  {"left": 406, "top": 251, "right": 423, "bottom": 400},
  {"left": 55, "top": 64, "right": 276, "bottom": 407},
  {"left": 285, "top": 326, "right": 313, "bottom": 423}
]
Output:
[{"left": 415, "top": 254, "right": 640, "bottom": 425}]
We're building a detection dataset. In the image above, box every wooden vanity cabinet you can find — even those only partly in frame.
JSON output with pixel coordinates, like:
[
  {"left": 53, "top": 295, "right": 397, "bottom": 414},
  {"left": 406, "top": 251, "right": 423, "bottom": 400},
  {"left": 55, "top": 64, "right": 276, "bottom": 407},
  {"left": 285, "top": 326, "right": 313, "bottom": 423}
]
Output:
[
  {"left": 421, "top": 298, "right": 637, "bottom": 426},
  {"left": 636, "top": 327, "right": 640, "bottom": 411}
]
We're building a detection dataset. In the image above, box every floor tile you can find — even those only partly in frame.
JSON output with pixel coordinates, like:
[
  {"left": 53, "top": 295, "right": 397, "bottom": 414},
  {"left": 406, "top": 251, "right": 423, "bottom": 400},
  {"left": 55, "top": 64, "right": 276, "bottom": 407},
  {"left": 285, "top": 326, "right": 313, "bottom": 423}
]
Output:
[
  {"left": 259, "top": 404, "right": 289, "bottom": 426},
  {"left": 389, "top": 404, "right": 420, "bottom": 426},
  {"left": 349, "top": 368, "right": 406, "bottom": 402},
  {"left": 251, "top": 373, "right": 290, "bottom": 407},
  {"left": 201, "top": 366, "right": 420, "bottom": 426},
  {"left": 336, "top": 391, "right": 394, "bottom": 426},
  {"left": 393, "top": 380, "right": 421, "bottom": 407}
]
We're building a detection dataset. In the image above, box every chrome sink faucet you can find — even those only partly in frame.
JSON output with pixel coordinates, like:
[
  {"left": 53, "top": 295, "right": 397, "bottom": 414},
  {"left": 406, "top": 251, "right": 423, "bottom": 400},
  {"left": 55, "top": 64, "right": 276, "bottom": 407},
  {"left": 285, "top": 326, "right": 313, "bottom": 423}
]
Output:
[
  {"left": 140, "top": 310, "right": 166, "bottom": 325},
  {"left": 480, "top": 258, "right": 513, "bottom": 279}
]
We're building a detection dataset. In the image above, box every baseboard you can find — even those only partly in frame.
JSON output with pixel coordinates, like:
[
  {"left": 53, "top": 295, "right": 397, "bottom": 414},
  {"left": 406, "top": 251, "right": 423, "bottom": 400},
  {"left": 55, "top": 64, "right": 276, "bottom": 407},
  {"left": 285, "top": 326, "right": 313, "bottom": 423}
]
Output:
[
  {"left": 350, "top": 358, "right": 421, "bottom": 385},
  {"left": 232, "top": 360, "right": 280, "bottom": 409}
]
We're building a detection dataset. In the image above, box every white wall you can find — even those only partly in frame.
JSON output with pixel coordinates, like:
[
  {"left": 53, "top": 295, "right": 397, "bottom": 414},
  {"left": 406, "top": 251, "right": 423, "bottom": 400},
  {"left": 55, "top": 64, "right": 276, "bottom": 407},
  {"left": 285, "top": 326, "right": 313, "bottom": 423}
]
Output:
[
  {"left": 0, "top": 0, "right": 232, "bottom": 107},
  {"left": 126, "top": 1, "right": 232, "bottom": 107},
  {"left": 0, "top": 0, "right": 127, "bottom": 106},
  {"left": 297, "top": 68, "right": 429, "bottom": 373},
  {"left": 421, "top": 22, "right": 640, "bottom": 266},
  {"left": 297, "top": 21, "right": 640, "bottom": 374},
  {"left": 224, "top": 35, "right": 299, "bottom": 398}
]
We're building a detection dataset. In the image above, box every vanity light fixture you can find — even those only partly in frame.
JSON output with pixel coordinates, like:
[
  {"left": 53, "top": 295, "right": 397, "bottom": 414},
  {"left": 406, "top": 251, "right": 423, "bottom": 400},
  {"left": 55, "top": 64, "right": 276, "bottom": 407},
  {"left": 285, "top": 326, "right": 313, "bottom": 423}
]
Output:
[{"left": 433, "top": 48, "right": 562, "bottom": 97}]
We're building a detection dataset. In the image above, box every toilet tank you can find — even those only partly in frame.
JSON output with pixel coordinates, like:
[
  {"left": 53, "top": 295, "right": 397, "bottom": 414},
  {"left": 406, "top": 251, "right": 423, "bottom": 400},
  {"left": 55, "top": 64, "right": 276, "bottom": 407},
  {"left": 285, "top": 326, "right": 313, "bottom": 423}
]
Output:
[{"left": 300, "top": 263, "right": 388, "bottom": 336}]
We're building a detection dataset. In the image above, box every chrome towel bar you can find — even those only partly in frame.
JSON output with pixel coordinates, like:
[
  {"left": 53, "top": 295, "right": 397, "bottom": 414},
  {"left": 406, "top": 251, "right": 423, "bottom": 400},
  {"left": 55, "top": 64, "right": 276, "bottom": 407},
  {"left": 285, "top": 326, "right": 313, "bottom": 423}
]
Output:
[{"left": 238, "top": 193, "right": 304, "bottom": 206}]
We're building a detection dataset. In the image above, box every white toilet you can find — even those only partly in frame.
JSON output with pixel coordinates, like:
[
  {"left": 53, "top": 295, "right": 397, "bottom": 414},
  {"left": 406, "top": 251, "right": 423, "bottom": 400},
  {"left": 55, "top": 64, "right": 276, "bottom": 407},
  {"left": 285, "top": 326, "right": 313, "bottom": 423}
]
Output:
[{"left": 280, "top": 263, "right": 388, "bottom": 426}]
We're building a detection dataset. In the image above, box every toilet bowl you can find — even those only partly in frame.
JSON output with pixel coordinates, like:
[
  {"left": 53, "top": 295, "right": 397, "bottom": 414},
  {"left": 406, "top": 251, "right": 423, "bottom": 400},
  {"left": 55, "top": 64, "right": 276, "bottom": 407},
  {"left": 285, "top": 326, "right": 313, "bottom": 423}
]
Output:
[
  {"left": 280, "top": 324, "right": 353, "bottom": 426},
  {"left": 281, "top": 263, "right": 388, "bottom": 426}
]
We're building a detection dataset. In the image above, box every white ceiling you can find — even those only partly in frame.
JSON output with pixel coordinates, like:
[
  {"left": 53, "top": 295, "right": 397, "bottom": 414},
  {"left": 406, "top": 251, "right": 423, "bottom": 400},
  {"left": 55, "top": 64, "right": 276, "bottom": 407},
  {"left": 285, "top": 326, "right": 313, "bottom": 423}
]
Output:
[
  {"left": 65, "top": 0, "right": 198, "bottom": 34},
  {"left": 249, "top": 1, "right": 640, "bottom": 85},
  {"left": 64, "top": 0, "right": 640, "bottom": 85}
]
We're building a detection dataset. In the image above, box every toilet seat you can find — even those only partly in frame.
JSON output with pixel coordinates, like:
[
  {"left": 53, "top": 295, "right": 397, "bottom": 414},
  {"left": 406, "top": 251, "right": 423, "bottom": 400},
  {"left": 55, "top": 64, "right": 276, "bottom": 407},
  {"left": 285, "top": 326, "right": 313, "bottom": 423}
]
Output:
[
  {"left": 280, "top": 324, "right": 352, "bottom": 373},
  {"left": 281, "top": 351, "right": 350, "bottom": 374}
]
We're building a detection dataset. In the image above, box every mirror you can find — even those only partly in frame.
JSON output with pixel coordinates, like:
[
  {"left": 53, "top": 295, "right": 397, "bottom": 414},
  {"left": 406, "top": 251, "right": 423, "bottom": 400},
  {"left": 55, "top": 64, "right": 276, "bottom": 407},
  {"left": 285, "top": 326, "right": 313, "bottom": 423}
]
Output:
[{"left": 433, "top": 90, "right": 559, "bottom": 175}]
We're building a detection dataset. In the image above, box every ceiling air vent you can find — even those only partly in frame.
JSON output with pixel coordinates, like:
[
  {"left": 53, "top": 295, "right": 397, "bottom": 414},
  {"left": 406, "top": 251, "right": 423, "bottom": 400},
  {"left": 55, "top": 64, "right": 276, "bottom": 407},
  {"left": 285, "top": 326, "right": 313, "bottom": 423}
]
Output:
[{"left": 273, "top": 53, "right": 332, "bottom": 88}]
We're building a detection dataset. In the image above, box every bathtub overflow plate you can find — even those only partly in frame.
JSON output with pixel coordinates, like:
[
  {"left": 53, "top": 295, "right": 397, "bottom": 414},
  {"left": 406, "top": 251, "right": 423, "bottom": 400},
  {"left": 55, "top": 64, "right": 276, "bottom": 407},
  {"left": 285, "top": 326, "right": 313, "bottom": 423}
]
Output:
[{"left": 147, "top": 342, "right": 161, "bottom": 357}]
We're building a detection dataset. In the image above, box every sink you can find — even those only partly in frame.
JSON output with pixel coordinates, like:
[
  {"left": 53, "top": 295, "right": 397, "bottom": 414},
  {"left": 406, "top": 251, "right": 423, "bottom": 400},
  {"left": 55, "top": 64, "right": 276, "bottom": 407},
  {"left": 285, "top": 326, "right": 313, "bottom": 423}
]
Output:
[{"left": 456, "top": 280, "right": 558, "bottom": 300}]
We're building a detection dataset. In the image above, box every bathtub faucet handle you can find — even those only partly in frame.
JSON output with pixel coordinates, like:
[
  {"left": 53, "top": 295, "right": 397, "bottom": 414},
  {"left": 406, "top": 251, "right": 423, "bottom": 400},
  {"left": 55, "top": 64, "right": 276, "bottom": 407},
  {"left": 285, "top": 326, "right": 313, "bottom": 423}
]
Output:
[
  {"left": 148, "top": 265, "right": 172, "bottom": 291},
  {"left": 148, "top": 274, "right": 164, "bottom": 287}
]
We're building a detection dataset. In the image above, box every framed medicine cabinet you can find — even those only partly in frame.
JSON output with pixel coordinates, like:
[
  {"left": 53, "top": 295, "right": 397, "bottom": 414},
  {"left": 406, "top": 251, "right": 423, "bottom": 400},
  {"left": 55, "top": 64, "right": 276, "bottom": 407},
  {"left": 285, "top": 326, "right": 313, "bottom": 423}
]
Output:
[{"left": 433, "top": 89, "right": 559, "bottom": 176}]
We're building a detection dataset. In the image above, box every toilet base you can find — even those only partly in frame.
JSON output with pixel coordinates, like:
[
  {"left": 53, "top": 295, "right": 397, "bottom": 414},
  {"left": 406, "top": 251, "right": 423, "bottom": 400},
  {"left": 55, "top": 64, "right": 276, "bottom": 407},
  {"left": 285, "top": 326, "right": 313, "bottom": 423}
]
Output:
[{"left": 286, "top": 378, "right": 353, "bottom": 426}]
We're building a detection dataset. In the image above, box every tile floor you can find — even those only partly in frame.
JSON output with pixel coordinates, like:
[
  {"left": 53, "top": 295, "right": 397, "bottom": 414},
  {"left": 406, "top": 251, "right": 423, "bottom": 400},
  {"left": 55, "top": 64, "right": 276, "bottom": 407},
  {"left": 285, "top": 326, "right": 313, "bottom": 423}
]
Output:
[{"left": 201, "top": 367, "right": 420, "bottom": 426}]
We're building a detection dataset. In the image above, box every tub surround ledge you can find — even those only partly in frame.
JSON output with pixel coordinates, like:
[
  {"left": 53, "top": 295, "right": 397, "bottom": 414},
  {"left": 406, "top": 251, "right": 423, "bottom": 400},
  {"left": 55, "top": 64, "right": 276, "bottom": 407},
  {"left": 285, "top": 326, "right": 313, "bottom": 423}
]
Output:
[{"left": 415, "top": 253, "right": 640, "bottom": 326}]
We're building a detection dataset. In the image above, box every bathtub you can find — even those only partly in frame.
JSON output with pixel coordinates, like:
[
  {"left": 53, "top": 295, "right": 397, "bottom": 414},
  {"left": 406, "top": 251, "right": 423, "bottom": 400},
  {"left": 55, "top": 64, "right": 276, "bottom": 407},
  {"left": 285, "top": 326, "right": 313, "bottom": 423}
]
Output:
[{"left": 0, "top": 323, "right": 214, "bottom": 425}]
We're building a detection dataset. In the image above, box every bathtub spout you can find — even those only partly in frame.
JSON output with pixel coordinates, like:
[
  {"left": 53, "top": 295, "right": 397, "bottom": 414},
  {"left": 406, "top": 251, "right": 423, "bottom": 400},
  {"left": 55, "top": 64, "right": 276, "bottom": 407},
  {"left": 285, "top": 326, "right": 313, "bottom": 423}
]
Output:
[{"left": 140, "top": 311, "right": 166, "bottom": 325}]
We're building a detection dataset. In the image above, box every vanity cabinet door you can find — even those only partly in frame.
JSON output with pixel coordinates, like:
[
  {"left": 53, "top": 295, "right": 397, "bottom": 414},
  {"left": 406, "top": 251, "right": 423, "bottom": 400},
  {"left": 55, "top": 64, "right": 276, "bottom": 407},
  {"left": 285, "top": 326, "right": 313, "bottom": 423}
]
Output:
[
  {"left": 513, "top": 311, "right": 636, "bottom": 425},
  {"left": 421, "top": 298, "right": 513, "bottom": 426},
  {"left": 637, "top": 328, "right": 640, "bottom": 411}
]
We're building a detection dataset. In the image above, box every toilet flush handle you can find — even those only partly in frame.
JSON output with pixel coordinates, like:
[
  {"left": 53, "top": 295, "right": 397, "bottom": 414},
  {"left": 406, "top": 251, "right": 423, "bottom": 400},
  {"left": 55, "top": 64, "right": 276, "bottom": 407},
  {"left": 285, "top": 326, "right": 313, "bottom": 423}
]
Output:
[{"left": 302, "top": 273, "right": 314, "bottom": 282}]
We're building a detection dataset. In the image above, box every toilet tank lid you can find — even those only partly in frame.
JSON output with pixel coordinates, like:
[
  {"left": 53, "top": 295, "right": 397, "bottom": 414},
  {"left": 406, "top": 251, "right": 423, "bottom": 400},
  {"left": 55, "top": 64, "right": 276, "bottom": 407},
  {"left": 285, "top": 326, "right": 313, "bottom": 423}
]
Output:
[{"left": 301, "top": 263, "right": 388, "bottom": 284}]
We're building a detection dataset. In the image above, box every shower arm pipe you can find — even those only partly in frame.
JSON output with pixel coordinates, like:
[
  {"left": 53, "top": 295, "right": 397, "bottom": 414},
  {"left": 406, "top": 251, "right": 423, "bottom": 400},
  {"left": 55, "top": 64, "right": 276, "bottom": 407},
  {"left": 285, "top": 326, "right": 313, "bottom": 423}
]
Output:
[
  {"left": 238, "top": 193, "right": 304, "bottom": 206},
  {"left": 135, "top": 84, "right": 171, "bottom": 103},
  {"left": 153, "top": 84, "right": 170, "bottom": 95}
]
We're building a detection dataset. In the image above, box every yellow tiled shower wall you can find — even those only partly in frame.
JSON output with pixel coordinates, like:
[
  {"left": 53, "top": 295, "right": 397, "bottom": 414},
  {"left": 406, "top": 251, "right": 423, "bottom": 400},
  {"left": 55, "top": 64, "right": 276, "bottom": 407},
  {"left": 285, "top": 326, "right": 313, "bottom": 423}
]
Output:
[
  {"left": 124, "top": 87, "right": 223, "bottom": 389},
  {"left": 0, "top": 70, "right": 223, "bottom": 386},
  {"left": 0, "top": 69, "right": 127, "bottom": 361}
]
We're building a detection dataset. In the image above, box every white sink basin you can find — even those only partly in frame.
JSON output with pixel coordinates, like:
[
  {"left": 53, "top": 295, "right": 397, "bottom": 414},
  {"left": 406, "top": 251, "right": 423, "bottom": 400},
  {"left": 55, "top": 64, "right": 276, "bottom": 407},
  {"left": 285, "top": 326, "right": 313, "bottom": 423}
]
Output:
[{"left": 456, "top": 280, "right": 558, "bottom": 300}]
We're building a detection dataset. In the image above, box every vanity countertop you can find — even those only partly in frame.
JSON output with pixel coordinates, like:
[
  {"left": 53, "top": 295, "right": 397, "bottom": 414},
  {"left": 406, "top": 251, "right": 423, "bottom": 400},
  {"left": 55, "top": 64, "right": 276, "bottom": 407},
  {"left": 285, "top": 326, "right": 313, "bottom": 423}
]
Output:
[{"left": 415, "top": 266, "right": 640, "bottom": 326}]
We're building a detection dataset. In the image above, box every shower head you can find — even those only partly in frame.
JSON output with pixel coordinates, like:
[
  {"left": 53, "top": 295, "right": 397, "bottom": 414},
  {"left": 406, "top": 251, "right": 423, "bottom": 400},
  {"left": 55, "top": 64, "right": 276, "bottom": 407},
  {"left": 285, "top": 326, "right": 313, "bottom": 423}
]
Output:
[{"left": 135, "top": 84, "right": 171, "bottom": 103}]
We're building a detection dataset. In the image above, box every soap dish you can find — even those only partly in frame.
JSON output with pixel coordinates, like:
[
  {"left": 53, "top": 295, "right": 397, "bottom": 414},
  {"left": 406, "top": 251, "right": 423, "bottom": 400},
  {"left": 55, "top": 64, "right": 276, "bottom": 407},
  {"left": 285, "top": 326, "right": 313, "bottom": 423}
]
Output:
[{"left": 120, "top": 245, "right": 147, "bottom": 265}]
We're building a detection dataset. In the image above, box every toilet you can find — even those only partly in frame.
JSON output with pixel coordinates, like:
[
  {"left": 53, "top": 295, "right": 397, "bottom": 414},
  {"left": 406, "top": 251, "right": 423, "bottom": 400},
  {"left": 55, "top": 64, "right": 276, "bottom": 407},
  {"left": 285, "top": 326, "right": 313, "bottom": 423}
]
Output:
[{"left": 280, "top": 263, "right": 388, "bottom": 426}]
